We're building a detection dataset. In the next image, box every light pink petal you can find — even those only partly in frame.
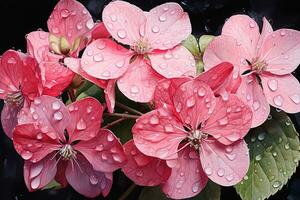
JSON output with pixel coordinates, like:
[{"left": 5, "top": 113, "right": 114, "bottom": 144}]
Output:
[
  {"left": 258, "top": 29, "right": 300, "bottom": 75},
  {"left": 26, "top": 31, "right": 50, "bottom": 63},
  {"left": 65, "top": 155, "right": 113, "bottom": 198},
  {"left": 203, "top": 35, "right": 251, "bottom": 74},
  {"left": 91, "top": 22, "right": 110, "bottom": 40},
  {"left": 74, "top": 129, "right": 127, "bottom": 172},
  {"left": 149, "top": 45, "right": 196, "bottom": 78},
  {"left": 18, "top": 95, "right": 71, "bottom": 141},
  {"left": 81, "top": 39, "right": 132, "bottom": 80},
  {"left": 13, "top": 124, "right": 61, "bottom": 163},
  {"left": 122, "top": 140, "right": 171, "bottom": 186},
  {"left": 154, "top": 77, "right": 191, "bottom": 109},
  {"left": 172, "top": 80, "right": 216, "bottom": 129},
  {"left": 1, "top": 103, "right": 23, "bottom": 138},
  {"left": 257, "top": 17, "right": 273, "bottom": 49},
  {"left": 64, "top": 57, "right": 107, "bottom": 89},
  {"left": 132, "top": 108, "right": 186, "bottom": 159},
  {"left": 162, "top": 146, "right": 208, "bottom": 199},
  {"left": 47, "top": 0, "right": 94, "bottom": 46},
  {"left": 145, "top": 3, "right": 191, "bottom": 50},
  {"left": 105, "top": 79, "right": 116, "bottom": 113},
  {"left": 222, "top": 14, "right": 260, "bottom": 57},
  {"left": 200, "top": 139, "right": 249, "bottom": 186},
  {"left": 236, "top": 74, "right": 270, "bottom": 127},
  {"left": 41, "top": 61, "right": 74, "bottom": 96},
  {"left": 102, "top": 1, "right": 146, "bottom": 46},
  {"left": 117, "top": 57, "right": 163, "bottom": 102},
  {"left": 24, "top": 153, "right": 57, "bottom": 191},
  {"left": 201, "top": 95, "right": 252, "bottom": 145},
  {"left": 261, "top": 73, "right": 300, "bottom": 113},
  {"left": 67, "top": 97, "right": 103, "bottom": 142}
]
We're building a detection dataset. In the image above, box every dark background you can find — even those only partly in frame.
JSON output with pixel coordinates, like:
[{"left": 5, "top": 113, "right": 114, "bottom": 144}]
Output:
[{"left": 1, "top": 0, "right": 300, "bottom": 199}]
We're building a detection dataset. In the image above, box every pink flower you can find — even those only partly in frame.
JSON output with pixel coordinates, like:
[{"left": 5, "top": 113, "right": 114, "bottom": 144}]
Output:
[
  {"left": 26, "top": 0, "right": 108, "bottom": 96},
  {"left": 77, "top": 1, "right": 196, "bottom": 103},
  {"left": 0, "top": 50, "right": 41, "bottom": 138},
  {"left": 132, "top": 65, "right": 252, "bottom": 199},
  {"left": 13, "top": 96, "right": 127, "bottom": 198},
  {"left": 203, "top": 15, "right": 300, "bottom": 127}
]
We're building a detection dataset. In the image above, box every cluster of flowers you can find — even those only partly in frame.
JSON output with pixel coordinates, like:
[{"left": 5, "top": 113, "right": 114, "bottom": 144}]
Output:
[{"left": 1, "top": 0, "right": 300, "bottom": 199}]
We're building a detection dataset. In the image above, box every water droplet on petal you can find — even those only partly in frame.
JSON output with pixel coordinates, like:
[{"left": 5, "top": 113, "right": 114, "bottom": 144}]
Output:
[
  {"left": 107, "top": 134, "right": 114, "bottom": 142},
  {"left": 176, "top": 180, "right": 184, "bottom": 189},
  {"left": 175, "top": 103, "right": 182, "bottom": 112},
  {"left": 102, "top": 71, "right": 111, "bottom": 77},
  {"left": 115, "top": 60, "right": 125, "bottom": 68},
  {"left": 97, "top": 40, "right": 106, "bottom": 50},
  {"left": 30, "top": 163, "right": 44, "bottom": 179},
  {"left": 110, "top": 15, "right": 117, "bottom": 22},
  {"left": 93, "top": 53, "right": 104, "bottom": 62},
  {"left": 217, "top": 168, "right": 225, "bottom": 177},
  {"left": 21, "top": 151, "right": 33, "bottom": 160},
  {"left": 159, "top": 15, "right": 167, "bottom": 22},
  {"left": 89, "top": 175, "right": 98, "bottom": 185},
  {"left": 51, "top": 101, "right": 61, "bottom": 110},
  {"left": 225, "top": 146, "right": 233, "bottom": 153},
  {"left": 76, "top": 22, "right": 83, "bottom": 30},
  {"left": 284, "top": 143, "right": 290, "bottom": 149},
  {"left": 226, "top": 174, "right": 234, "bottom": 182},
  {"left": 186, "top": 96, "right": 196, "bottom": 108},
  {"left": 117, "top": 29, "right": 127, "bottom": 39},
  {"left": 164, "top": 124, "right": 174, "bottom": 132},
  {"left": 151, "top": 26, "right": 160, "bottom": 33},
  {"left": 150, "top": 115, "right": 159, "bottom": 125},
  {"left": 267, "top": 79, "right": 278, "bottom": 91},
  {"left": 32, "top": 112, "right": 39, "bottom": 120},
  {"left": 253, "top": 101, "right": 260, "bottom": 111},
  {"left": 205, "top": 167, "right": 213, "bottom": 175},
  {"left": 164, "top": 51, "right": 172, "bottom": 59},
  {"left": 226, "top": 153, "right": 237, "bottom": 161},
  {"left": 36, "top": 133, "right": 43, "bottom": 140},
  {"left": 218, "top": 117, "right": 228, "bottom": 126},
  {"left": 273, "top": 95, "right": 283, "bottom": 107},
  {"left": 130, "top": 85, "right": 140, "bottom": 94},
  {"left": 96, "top": 144, "right": 104, "bottom": 151},
  {"left": 280, "top": 30, "right": 286, "bottom": 36},
  {"left": 249, "top": 21, "right": 255, "bottom": 28},
  {"left": 227, "top": 133, "right": 240, "bottom": 142},
  {"left": 86, "top": 19, "right": 94, "bottom": 30},
  {"left": 53, "top": 111, "right": 63, "bottom": 121},
  {"left": 192, "top": 182, "right": 200, "bottom": 193},
  {"left": 31, "top": 176, "right": 41, "bottom": 189},
  {"left": 77, "top": 118, "right": 87, "bottom": 130},
  {"left": 136, "top": 170, "right": 143, "bottom": 177},
  {"left": 289, "top": 94, "right": 300, "bottom": 104},
  {"left": 86, "top": 106, "right": 92, "bottom": 113},
  {"left": 112, "top": 154, "right": 123, "bottom": 163},
  {"left": 34, "top": 98, "right": 42, "bottom": 105},
  {"left": 60, "top": 9, "right": 70, "bottom": 18}
]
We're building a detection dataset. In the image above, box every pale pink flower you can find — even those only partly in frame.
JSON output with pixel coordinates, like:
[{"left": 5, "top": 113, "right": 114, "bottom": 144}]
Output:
[
  {"left": 132, "top": 67, "right": 252, "bottom": 199},
  {"left": 203, "top": 14, "right": 300, "bottom": 127},
  {"left": 13, "top": 96, "right": 126, "bottom": 197},
  {"left": 78, "top": 1, "right": 196, "bottom": 103}
]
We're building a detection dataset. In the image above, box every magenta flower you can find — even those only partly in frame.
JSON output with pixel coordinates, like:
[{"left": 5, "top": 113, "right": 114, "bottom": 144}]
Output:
[
  {"left": 0, "top": 50, "right": 41, "bottom": 138},
  {"left": 203, "top": 15, "right": 300, "bottom": 127},
  {"left": 26, "top": 0, "right": 107, "bottom": 96},
  {"left": 13, "top": 96, "right": 127, "bottom": 197},
  {"left": 78, "top": 1, "right": 196, "bottom": 103},
  {"left": 132, "top": 67, "right": 252, "bottom": 199}
]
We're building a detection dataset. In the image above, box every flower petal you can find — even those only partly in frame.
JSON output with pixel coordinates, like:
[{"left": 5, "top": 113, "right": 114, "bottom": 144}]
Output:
[
  {"left": 200, "top": 139, "right": 250, "bottom": 186},
  {"left": 13, "top": 124, "right": 61, "bottom": 163},
  {"left": 91, "top": 22, "right": 110, "bottom": 40},
  {"left": 172, "top": 80, "right": 216, "bottom": 129},
  {"left": 154, "top": 77, "right": 191, "bottom": 109},
  {"left": 74, "top": 129, "right": 126, "bottom": 172},
  {"left": 257, "top": 17, "right": 273, "bottom": 49},
  {"left": 122, "top": 140, "right": 171, "bottom": 186},
  {"left": 24, "top": 153, "right": 57, "bottom": 191},
  {"left": 64, "top": 57, "right": 107, "bottom": 89},
  {"left": 145, "top": 3, "right": 191, "bottom": 50},
  {"left": 65, "top": 155, "right": 113, "bottom": 198},
  {"left": 201, "top": 95, "right": 252, "bottom": 145},
  {"left": 259, "top": 29, "right": 300, "bottom": 75},
  {"left": 81, "top": 39, "right": 132, "bottom": 80},
  {"left": 67, "top": 97, "right": 103, "bottom": 142},
  {"left": 236, "top": 74, "right": 270, "bottom": 127},
  {"left": 47, "top": 0, "right": 94, "bottom": 46},
  {"left": 132, "top": 109, "right": 186, "bottom": 160},
  {"left": 102, "top": 1, "right": 146, "bottom": 46},
  {"left": 162, "top": 146, "right": 208, "bottom": 199},
  {"left": 55, "top": 160, "right": 68, "bottom": 188},
  {"left": 26, "top": 31, "right": 51, "bottom": 63},
  {"left": 261, "top": 73, "right": 300, "bottom": 113},
  {"left": 1, "top": 103, "right": 23, "bottom": 138},
  {"left": 222, "top": 14, "right": 260, "bottom": 57},
  {"left": 149, "top": 45, "right": 196, "bottom": 78},
  {"left": 203, "top": 35, "right": 251, "bottom": 74},
  {"left": 117, "top": 57, "right": 163, "bottom": 102},
  {"left": 105, "top": 79, "right": 116, "bottom": 113}
]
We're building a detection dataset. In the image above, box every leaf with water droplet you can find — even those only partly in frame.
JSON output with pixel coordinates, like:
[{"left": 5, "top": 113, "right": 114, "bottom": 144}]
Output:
[{"left": 235, "top": 108, "right": 300, "bottom": 200}]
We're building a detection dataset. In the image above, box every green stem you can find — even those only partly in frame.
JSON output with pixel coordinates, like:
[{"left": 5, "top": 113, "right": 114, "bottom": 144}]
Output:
[
  {"left": 68, "top": 89, "right": 76, "bottom": 102},
  {"left": 102, "top": 118, "right": 126, "bottom": 129},
  {"left": 116, "top": 102, "right": 143, "bottom": 115},
  {"left": 104, "top": 113, "right": 140, "bottom": 119},
  {"left": 118, "top": 183, "right": 136, "bottom": 200}
]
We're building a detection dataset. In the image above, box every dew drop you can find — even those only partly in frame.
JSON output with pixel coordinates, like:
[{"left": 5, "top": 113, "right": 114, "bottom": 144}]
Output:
[
  {"left": 188, "top": 151, "right": 198, "bottom": 159},
  {"left": 289, "top": 94, "right": 300, "bottom": 104},
  {"left": 136, "top": 170, "right": 143, "bottom": 177},
  {"left": 227, "top": 133, "right": 240, "bottom": 142},
  {"left": 186, "top": 96, "right": 196, "bottom": 108},
  {"left": 53, "top": 111, "right": 63, "bottom": 121},
  {"left": 273, "top": 95, "right": 283, "bottom": 107},
  {"left": 112, "top": 154, "right": 123, "bottom": 163},
  {"left": 205, "top": 167, "right": 213, "bottom": 175},
  {"left": 76, "top": 22, "right": 83, "bottom": 30},
  {"left": 159, "top": 15, "right": 167, "bottom": 22},
  {"left": 93, "top": 53, "right": 104, "bottom": 62},
  {"left": 117, "top": 29, "right": 127, "bottom": 39},
  {"left": 258, "top": 132, "right": 266, "bottom": 141},
  {"left": 31, "top": 177, "right": 41, "bottom": 189},
  {"left": 272, "top": 152, "right": 277, "bottom": 157},
  {"left": 253, "top": 101, "right": 260, "bottom": 111},
  {"left": 255, "top": 154, "right": 262, "bottom": 161},
  {"left": 151, "top": 26, "right": 160, "bottom": 33},
  {"left": 107, "top": 134, "right": 114, "bottom": 142},
  {"left": 97, "top": 40, "right": 106, "bottom": 50},
  {"left": 110, "top": 15, "right": 117, "bottom": 22},
  {"left": 51, "top": 101, "right": 61, "bottom": 110},
  {"left": 284, "top": 143, "right": 290, "bottom": 149},
  {"left": 96, "top": 144, "right": 104, "bottom": 151},
  {"left": 226, "top": 153, "right": 237, "bottom": 161},
  {"left": 225, "top": 146, "right": 233, "bottom": 153},
  {"left": 34, "top": 98, "right": 42, "bottom": 105},
  {"left": 192, "top": 182, "right": 200, "bottom": 193},
  {"left": 32, "top": 112, "right": 39, "bottom": 120},
  {"left": 218, "top": 117, "right": 228, "bottom": 126},
  {"left": 115, "top": 60, "right": 125, "bottom": 68},
  {"left": 217, "top": 168, "right": 225, "bottom": 177},
  {"left": 21, "top": 151, "right": 33, "bottom": 160},
  {"left": 280, "top": 30, "right": 286, "bottom": 37},
  {"left": 226, "top": 174, "right": 234, "bottom": 182},
  {"left": 89, "top": 175, "right": 98, "bottom": 185},
  {"left": 30, "top": 163, "right": 44, "bottom": 178},
  {"left": 164, "top": 124, "right": 174, "bottom": 132},
  {"left": 86, "top": 19, "right": 94, "bottom": 30},
  {"left": 36, "top": 133, "right": 43, "bottom": 140},
  {"left": 77, "top": 118, "right": 87, "bottom": 130},
  {"left": 164, "top": 51, "right": 172, "bottom": 59},
  {"left": 175, "top": 102, "right": 182, "bottom": 112},
  {"left": 60, "top": 9, "right": 70, "bottom": 18},
  {"left": 243, "top": 175, "right": 249, "bottom": 180},
  {"left": 102, "top": 71, "right": 111, "bottom": 77},
  {"left": 130, "top": 85, "right": 140, "bottom": 94},
  {"left": 86, "top": 106, "right": 92, "bottom": 114},
  {"left": 272, "top": 181, "right": 282, "bottom": 188},
  {"left": 249, "top": 21, "right": 255, "bottom": 28},
  {"left": 150, "top": 115, "right": 159, "bottom": 125},
  {"left": 267, "top": 79, "right": 278, "bottom": 91}
]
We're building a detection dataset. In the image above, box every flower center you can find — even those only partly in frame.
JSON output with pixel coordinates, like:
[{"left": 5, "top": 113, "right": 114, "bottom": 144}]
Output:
[
  {"left": 132, "top": 38, "right": 151, "bottom": 55},
  {"left": 187, "top": 129, "right": 208, "bottom": 150},
  {"left": 251, "top": 57, "right": 267, "bottom": 74},
  {"left": 5, "top": 90, "right": 24, "bottom": 106},
  {"left": 59, "top": 144, "right": 77, "bottom": 160}
]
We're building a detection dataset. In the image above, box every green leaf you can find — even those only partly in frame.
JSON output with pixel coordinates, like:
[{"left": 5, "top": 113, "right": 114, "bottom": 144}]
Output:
[
  {"left": 138, "top": 181, "right": 220, "bottom": 200},
  {"left": 235, "top": 109, "right": 300, "bottom": 200},
  {"left": 42, "top": 180, "right": 61, "bottom": 190},
  {"left": 196, "top": 61, "right": 204, "bottom": 74},
  {"left": 182, "top": 34, "right": 200, "bottom": 56},
  {"left": 76, "top": 85, "right": 104, "bottom": 101},
  {"left": 199, "top": 35, "right": 214, "bottom": 53}
]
